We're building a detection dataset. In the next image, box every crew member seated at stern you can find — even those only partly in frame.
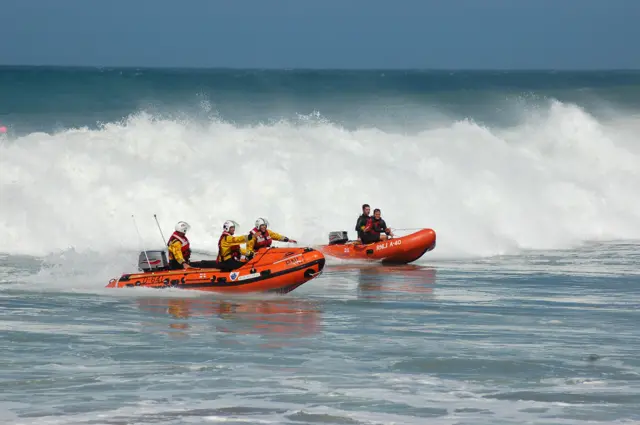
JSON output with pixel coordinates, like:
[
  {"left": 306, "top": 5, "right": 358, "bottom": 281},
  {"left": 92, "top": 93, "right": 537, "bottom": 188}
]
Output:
[
  {"left": 360, "top": 208, "right": 394, "bottom": 244},
  {"left": 246, "top": 217, "right": 297, "bottom": 252},
  {"left": 354, "top": 203, "right": 371, "bottom": 241},
  {"left": 167, "top": 221, "right": 193, "bottom": 270},
  {"left": 167, "top": 221, "right": 219, "bottom": 270},
  {"left": 217, "top": 220, "right": 253, "bottom": 271}
]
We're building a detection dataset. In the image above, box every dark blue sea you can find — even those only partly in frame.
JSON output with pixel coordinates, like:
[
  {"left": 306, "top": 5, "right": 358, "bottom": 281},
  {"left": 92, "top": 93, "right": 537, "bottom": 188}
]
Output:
[{"left": 1, "top": 67, "right": 639, "bottom": 424}]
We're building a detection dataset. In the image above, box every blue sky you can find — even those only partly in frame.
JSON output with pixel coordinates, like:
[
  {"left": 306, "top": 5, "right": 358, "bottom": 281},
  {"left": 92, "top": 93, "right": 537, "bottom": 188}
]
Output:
[{"left": 1, "top": 0, "right": 639, "bottom": 69}]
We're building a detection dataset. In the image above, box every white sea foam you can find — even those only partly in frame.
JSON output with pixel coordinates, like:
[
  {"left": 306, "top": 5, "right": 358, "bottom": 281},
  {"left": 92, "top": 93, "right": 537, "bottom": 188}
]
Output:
[{"left": 1, "top": 100, "right": 639, "bottom": 261}]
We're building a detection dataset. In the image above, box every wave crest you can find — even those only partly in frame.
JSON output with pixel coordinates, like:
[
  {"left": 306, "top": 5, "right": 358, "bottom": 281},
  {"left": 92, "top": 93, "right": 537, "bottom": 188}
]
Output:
[{"left": 1, "top": 100, "right": 640, "bottom": 259}]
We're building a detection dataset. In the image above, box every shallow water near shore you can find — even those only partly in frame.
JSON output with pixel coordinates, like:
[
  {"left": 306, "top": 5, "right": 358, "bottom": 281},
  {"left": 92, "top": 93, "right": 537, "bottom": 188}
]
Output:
[{"left": 2, "top": 241, "right": 639, "bottom": 425}]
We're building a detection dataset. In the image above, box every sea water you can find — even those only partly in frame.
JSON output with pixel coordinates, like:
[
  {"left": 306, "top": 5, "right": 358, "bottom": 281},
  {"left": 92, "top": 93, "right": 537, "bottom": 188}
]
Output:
[{"left": 1, "top": 67, "right": 639, "bottom": 424}]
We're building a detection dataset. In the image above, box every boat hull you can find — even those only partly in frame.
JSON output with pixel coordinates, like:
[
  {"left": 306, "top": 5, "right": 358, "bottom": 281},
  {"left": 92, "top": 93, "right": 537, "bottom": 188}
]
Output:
[
  {"left": 318, "top": 229, "right": 436, "bottom": 264},
  {"left": 106, "top": 247, "right": 325, "bottom": 294}
]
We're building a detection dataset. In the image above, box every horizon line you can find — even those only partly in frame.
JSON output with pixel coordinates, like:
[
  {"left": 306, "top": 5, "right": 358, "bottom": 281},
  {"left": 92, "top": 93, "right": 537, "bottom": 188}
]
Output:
[{"left": 1, "top": 64, "right": 640, "bottom": 73}]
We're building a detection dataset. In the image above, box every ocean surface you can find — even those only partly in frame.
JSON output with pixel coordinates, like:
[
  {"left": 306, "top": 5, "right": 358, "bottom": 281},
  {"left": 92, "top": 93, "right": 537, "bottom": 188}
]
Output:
[{"left": 1, "top": 67, "right": 640, "bottom": 424}]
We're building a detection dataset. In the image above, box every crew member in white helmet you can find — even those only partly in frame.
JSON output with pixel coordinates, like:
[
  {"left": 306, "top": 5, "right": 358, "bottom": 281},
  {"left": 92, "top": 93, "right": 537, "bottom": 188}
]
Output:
[
  {"left": 246, "top": 217, "right": 297, "bottom": 253},
  {"left": 216, "top": 220, "right": 253, "bottom": 271},
  {"left": 167, "top": 221, "right": 193, "bottom": 270}
]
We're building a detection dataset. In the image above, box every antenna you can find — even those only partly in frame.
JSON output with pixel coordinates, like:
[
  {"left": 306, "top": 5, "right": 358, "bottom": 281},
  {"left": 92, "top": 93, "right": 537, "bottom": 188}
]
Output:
[
  {"left": 132, "top": 214, "right": 151, "bottom": 270},
  {"left": 153, "top": 214, "right": 167, "bottom": 246}
]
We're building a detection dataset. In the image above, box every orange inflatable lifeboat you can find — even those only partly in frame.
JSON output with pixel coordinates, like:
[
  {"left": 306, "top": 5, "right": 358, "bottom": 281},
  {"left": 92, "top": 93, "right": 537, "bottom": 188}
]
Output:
[
  {"left": 318, "top": 228, "right": 436, "bottom": 264},
  {"left": 106, "top": 246, "right": 325, "bottom": 294}
]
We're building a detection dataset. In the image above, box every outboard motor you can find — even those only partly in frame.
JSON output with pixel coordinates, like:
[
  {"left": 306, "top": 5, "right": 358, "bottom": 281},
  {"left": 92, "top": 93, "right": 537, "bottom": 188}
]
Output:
[
  {"left": 328, "top": 231, "right": 349, "bottom": 245},
  {"left": 138, "top": 250, "right": 169, "bottom": 272}
]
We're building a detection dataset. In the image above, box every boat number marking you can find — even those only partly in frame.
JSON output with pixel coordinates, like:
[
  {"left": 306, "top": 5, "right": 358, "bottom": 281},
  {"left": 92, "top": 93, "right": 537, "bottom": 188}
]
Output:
[
  {"left": 376, "top": 239, "right": 402, "bottom": 251},
  {"left": 285, "top": 256, "right": 303, "bottom": 265}
]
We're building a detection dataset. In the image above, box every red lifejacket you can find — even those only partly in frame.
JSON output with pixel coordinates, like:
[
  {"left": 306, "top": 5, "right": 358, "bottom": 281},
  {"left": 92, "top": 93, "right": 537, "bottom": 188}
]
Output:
[
  {"left": 250, "top": 227, "right": 272, "bottom": 250},
  {"left": 167, "top": 231, "right": 191, "bottom": 262},
  {"left": 217, "top": 231, "right": 241, "bottom": 262},
  {"left": 362, "top": 217, "right": 374, "bottom": 233},
  {"left": 371, "top": 218, "right": 387, "bottom": 233}
]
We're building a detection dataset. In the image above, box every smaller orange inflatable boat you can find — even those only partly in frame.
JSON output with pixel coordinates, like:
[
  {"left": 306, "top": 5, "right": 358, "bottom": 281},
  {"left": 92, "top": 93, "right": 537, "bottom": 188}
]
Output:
[
  {"left": 106, "top": 247, "right": 325, "bottom": 294},
  {"left": 318, "top": 228, "right": 436, "bottom": 264}
]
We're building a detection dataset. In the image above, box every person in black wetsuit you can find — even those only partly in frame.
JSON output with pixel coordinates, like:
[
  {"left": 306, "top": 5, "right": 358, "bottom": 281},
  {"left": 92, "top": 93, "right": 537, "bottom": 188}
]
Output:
[
  {"left": 354, "top": 204, "right": 371, "bottom": 242},
  {"left": 361, "top": 208, "right": 394, "bottom": 244}
]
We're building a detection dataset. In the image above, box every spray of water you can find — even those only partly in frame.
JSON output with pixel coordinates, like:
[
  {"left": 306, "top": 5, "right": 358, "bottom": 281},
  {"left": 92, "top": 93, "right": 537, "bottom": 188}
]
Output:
[{"left": 1, "top": 100, "right": 640, "bottom": 267}]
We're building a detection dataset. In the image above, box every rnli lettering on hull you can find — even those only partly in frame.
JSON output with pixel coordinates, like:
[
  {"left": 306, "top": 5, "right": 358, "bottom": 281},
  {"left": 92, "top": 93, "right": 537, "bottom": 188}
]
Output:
[
  {"left": 376, "top": 239, "right": 402, "bottom": 251},
  {"left": 136, "top": 275, "right": 164, "bottom": 285}
]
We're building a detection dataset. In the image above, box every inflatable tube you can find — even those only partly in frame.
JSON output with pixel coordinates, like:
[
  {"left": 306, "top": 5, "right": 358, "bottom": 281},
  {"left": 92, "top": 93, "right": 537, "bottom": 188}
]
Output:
[
  {"left": 106, "top": 247, "right": 325, "bottom": 294},
  {"left": 318, "top": 228, "right": 436, "bottom": 264}
]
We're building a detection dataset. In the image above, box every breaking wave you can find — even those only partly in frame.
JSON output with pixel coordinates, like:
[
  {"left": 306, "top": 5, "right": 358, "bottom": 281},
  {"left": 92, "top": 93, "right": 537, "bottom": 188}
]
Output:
[{"left": 1, "top": 100, "right": 640, "bottom": 262}]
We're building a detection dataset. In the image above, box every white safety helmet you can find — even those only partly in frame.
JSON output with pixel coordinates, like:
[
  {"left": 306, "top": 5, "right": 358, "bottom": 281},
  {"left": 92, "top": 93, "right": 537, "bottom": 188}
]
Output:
[
  {"left": 175, "top": 221, "right": 190, "bottom": 234},
  {"left": 223, "top": 220, "right": 239, "bottom": 232},
  {"left": 255, "top": 217, "right": 269, "bottom": 229}
]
